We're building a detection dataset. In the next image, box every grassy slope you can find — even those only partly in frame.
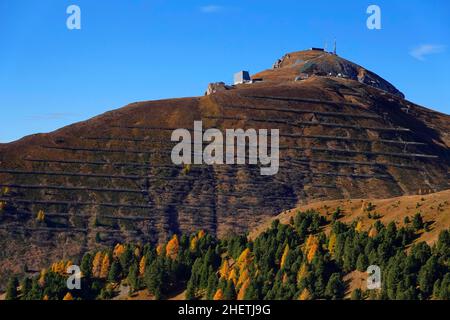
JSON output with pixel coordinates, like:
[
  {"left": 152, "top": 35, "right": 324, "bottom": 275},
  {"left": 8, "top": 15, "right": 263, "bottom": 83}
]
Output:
[{"left": 250, "top": 189, "right": 450, "bottom": 245}]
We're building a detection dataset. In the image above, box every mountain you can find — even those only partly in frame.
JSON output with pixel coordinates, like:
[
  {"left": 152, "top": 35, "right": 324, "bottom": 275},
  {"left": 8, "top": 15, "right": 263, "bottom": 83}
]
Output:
[{"left": 0, "top": 48, "right": 449, "bottom": 288}]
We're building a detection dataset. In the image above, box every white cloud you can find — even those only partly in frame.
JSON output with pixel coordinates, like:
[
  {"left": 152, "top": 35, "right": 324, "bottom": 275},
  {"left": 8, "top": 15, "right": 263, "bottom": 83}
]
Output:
[
  {"left": 410, "top": 44, "right": 446, "bottom": 61},
  {"left": 199, "top": 5, "right": 224, "bottom": 13}
]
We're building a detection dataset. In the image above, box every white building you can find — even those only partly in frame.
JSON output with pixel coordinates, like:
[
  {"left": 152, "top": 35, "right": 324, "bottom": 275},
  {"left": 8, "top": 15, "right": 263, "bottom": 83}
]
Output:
[{"left": 234, "top": 71, "right": 251, "bottom": 85}]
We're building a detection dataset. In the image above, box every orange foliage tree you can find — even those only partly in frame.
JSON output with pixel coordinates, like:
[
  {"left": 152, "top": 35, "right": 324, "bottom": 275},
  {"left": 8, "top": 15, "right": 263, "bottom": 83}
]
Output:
[
  {"left": 166, "top": 235, "right": 179, "bottom": 260},
  {"left": 113, "top": 244, "right": 125, "bottom": 258},
  {"left": 36, "top": 210, "right": 45, "bottom": 222},
  {"left": 298, "top": 288, "right": 311, "bottom": 300},
  {"left": 237, "top": 279, "right": 251, "bottom": 300},
  {"left": 51, "top": 261, "right": 66, "bottom": 274},
  {"left": 139, "top": 256, "right": 146, "bottom": 276},
  {"left": 280, "top": 244, "right": 289, "bottom": 268},
  {"left": 328, "top": 233, "right": 337, "bottom": 255},
  {"left": 63, "top": 292, "right": 74, "bottom": 300},
  {"left": 219, "top": 260, "right": 230, "bottom": 279},
  {"left": 213, "top": 289, "right": 224, "bottom": 300},
  {"left": 100, "top": 254, "right": 111, "bottom": 279},
  {"left": 91, "top": 252, "right": 103, "bottom": 278},
  {"left": 297, "top": 263, "right": 309, "bottom": 284}
]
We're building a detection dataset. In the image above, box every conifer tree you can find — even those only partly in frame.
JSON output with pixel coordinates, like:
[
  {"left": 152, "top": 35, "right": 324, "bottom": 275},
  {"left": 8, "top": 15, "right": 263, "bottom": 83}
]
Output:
[
  {"left": 223, "top": 280, "right": 236, "bottom": 300},
  {"left": 324, "top": 273, "right": 344, "bottom": 300},
  {"left": 108, "top": 260, "right": 121, "bottom": 283},
  {"left": 5, "top": 276, "right": 18, "bottom": 300}
]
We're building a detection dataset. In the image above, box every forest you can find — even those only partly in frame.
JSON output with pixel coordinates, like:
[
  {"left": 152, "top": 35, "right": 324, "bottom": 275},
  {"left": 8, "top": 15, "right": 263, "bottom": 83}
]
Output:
[{"left": 5, "top": 210, "right": 450, "bottom": 300}]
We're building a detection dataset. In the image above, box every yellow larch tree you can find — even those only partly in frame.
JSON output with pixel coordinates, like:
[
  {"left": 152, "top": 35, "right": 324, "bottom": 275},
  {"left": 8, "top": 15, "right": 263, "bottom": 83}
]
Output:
[
  {"left": 51, "top": 260, "right": 66, "bottom": 274},
  {"left": 36, "top": 210, "right": 45, "bottom": 222},
  {"left": 237, "top": 248, "right": 252, "bottom": 272},
  {"left": 305, "top": 234, "right": 315, "bottom": 251},
  {"left": 2, "top": 187, "right": 10, "bottom": 195},
  {"left": 328, "top": 233, "right": 337, "bottom": 255},
  {"left": 38, "top": 269, "right": 47, "bottom": 287},
  {"left": 219, "top": 260, "right": 230, "bottom": 279},
  {"left": 190, "top": 235, "right": 198, "bottom": 252},
  {"left": 100, "top": 254, "right": 111, "bottom": 279},
  {"left": 355, "top": 221, "right": 363, "bottom": 232},
  {"left": 134, "top": 246, "right": 141, "bottom": 258},
  {"left": 156, "top": 244, "right": 164, "bottom": 256},
  {"left": 237, "top": 278, "right": 251, "bottom": 300},
  {"left": 282, "top": 273, "right": 288, "bottom": 284},
  {"left": 139, "top": 256, "right": 146, "bottom": 276},
  {"left": 237, "top": 269, "right": 249, "bottom": 288},
  {"left": 113, "top": 244, "right": 125, "bottom": 258},
  {"left": 213, "top": 288, "right": 224, "bottom": 300},
  {"left": 280, "top": 244, "right": 289, "bottom": 268},
  {"left": 307, "top": 243, "right": 318, "bottom": 263},
  {"left": 63, "top": 292, "right": 73, "bottom": 300},
  {"left": 65, "top": 260, "right": 73, "bottom": 271},
  {"left": 369, "top": 227, "right": 378, "bottom": 238},
  {"left": 297, "top": 263, "right": 309, "bottom": 284},
  {"left": 228, "top": 268, "right": 238, "bottom": 286},
  {"left": 298, "top": 288, "right": 311, "bottom": 300},
  {"left": 166, "top": 234, "right": 179, "bottom": 260},
  {"left": 197, "top": 230, "right": 205, "bottom": 239},
  {"left": 91, "top": 251, "right": 103, "bottom": 278}
]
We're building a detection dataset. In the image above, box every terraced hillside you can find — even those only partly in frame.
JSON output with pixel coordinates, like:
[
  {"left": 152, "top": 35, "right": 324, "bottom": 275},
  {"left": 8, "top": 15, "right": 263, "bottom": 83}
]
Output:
[{"left": 0, "top": 49, "right": 449, "bottom": 287}]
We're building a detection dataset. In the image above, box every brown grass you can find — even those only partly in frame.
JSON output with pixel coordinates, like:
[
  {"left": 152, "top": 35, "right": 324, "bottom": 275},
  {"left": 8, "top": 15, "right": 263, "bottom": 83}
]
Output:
[{"left": 250, "top": 189, "right": 450, "bottom": 245}]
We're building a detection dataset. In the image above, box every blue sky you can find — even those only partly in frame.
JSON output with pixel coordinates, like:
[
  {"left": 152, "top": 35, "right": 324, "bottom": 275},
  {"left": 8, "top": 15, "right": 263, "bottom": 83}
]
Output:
[{"left": 0, "top": 0, "right": 449, "bottom": 143}]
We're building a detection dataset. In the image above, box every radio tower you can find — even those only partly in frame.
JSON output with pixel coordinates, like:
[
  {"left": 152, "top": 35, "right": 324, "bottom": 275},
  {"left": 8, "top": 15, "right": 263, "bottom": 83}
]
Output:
[{"left": 333, "top": 40, "right": 337, "bottom": 55}]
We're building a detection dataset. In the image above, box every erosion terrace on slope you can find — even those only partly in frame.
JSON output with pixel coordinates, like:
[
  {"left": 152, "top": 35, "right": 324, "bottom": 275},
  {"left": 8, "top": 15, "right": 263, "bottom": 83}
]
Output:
[{"left": 0, "top": 49, "right": 449, "bottom": 287}]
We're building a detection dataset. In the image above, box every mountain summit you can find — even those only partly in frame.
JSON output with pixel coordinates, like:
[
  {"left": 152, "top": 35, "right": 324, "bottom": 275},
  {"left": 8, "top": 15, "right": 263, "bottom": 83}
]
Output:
[
  {"left": 0, "top": 49, "right": 449, "bottom": 288},
  {"left": 253, "top": 49, "right": 405, "bottom": 98}
]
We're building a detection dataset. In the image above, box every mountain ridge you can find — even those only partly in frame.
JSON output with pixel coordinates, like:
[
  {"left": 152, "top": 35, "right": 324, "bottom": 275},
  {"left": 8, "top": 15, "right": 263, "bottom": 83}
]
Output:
[{"left": 0, "top": 49, "right": 449, "bottom": 288}]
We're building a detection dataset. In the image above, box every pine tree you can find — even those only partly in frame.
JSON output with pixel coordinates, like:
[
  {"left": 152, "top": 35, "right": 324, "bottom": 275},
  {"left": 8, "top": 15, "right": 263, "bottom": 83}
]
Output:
[
  {"left": 438, "top": 273, "right": 450, "bottom": 299},
  {"left": 144, "top": 262, "right": 163, "bottom": 299},
  {"left": 413, "top": 213, "right": 424, "bottom": 231},
  {"left": 128, "top": 263, "right": 139, "bottom": 292},
  {"left": 108, "top": 261, "right": 121, "bottom": 283},
  {"left": 20, "top": 277, "right": 32, "bottom": 300},
  {"left": 223, "top": 280, "right": 236, "bottom": 300},
  {"left": 418, "top": 257, "right": 438, "bottom": 298},
  {"left": 185, "top": 280, "right": 195, "bottom": 300},
  {"left": 325, "top": 273, "right": 344, "bottom": 300},
  {"left": 351, "top": 288, "right": 363, "bottom": 300},
  {"left": 5, "top": 276, "right": 18, "bottom": 300},
  {"left": 206, "top": 272, "right": 218, "bottom": 300},
  {"left": 119, "top": 246, "right": 134, "bottom": 272},
  {"left": 244, "top": 280, "right": 259, "bottom": 300},
  {"left": 356, "top": 254, "right": 369, "bottom": 272},
  {"left": 80, "top": 253, "right": 92, "bottom": 278}
]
